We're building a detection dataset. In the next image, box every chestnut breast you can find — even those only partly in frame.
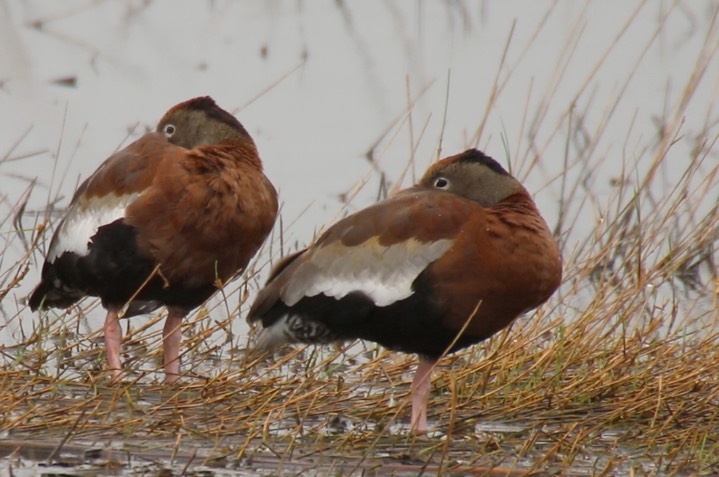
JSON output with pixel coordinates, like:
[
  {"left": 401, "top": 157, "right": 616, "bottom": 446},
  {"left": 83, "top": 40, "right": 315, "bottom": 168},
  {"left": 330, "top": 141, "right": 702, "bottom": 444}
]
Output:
[
  {"left": 126, "top": 141, "right": 278, "bottom": 288},
  {"left": 422, "top": 193, "right": 562, "bottom": 340}
]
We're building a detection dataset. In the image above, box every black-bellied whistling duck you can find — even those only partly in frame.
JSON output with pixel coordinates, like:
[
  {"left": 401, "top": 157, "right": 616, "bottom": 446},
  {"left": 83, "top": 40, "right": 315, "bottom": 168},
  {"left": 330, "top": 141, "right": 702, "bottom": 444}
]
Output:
[
  {"left": 30, "top": 96, "right": 278, "bottom": 382},
  {"left": 247, "top": 149, "right": 561, "bottom": 434}
]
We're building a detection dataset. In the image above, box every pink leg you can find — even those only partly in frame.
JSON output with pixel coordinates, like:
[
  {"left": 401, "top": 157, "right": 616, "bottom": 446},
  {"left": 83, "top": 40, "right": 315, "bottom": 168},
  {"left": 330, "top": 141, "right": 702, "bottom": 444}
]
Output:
[
  {"left": 103, "top": 307, "right": 123, "bottom": 381},
  {"left": 410, "top": 356, "right": 436, "bottom": 435},
  {"left": 163, "top": 308, "right": 184, "bottom": 383}
]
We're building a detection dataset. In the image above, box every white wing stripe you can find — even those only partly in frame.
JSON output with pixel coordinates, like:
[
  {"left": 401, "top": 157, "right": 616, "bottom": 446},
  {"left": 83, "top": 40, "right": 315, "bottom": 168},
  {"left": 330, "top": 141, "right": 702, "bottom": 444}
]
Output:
[
  {"left": 48, "top": 193, "right": 139, "bottom": 261},
  {"left": 282, "top": 237, "right": 453, "bottom": 307}
]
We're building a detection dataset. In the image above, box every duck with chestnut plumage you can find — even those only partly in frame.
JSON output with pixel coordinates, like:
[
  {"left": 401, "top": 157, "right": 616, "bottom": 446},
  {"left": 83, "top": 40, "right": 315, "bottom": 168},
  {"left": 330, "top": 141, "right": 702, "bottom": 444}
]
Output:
[
  {"left": 30, "top": 96, "right": 278, "bottom": 382},
  {"left": 248, "top": 149, "right": 561, "bottom": 434}
]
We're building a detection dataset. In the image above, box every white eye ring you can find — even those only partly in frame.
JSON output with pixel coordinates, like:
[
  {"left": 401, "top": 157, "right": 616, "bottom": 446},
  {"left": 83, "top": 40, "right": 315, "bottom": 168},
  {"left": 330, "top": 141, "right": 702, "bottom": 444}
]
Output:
[
  {"left": 433, "top": 176, "right": 450, "bottom": 189},
  {"left": 163, "top": 124, "right": 176, "bottom": 137}
]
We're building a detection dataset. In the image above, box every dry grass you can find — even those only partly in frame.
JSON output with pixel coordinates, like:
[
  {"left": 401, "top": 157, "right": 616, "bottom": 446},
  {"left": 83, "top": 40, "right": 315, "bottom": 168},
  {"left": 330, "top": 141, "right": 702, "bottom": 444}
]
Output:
[{"left": 1, "top": 2, "right": 719, "bottom": 476}]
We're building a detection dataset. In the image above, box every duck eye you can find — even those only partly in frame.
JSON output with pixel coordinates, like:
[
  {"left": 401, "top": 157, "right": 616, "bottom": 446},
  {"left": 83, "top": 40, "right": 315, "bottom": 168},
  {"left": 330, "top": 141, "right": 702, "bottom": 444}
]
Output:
[
  {"left": 163, "top": 124, "right": 176, "bottom": 137},
  {"left": 433, "top": 177, "right": 450, "bottom": 189}
]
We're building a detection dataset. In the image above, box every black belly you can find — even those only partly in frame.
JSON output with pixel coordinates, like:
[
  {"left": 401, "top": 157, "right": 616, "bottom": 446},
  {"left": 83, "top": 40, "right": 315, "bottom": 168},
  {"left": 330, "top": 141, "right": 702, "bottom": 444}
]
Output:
[
  {"left": 31, "top": 219, "right": 215, "bottom": 315},
  {"left": 261, "top": 275, "right": 481, "bottom": 358}
]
